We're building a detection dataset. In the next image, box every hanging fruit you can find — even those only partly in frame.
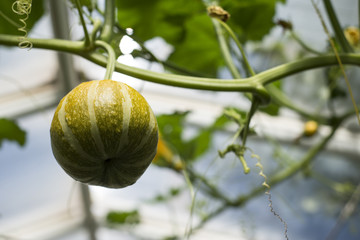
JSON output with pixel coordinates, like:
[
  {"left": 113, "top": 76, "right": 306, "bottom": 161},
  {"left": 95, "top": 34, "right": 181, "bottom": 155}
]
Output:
[{"left": 50, "top": 80, "right": 158, "bottom": 188}]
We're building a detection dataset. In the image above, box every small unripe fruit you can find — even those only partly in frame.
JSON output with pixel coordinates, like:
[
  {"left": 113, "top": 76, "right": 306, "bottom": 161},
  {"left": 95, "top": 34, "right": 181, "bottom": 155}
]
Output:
[
  {"left": 50, "top": 80, "right": 158, "bottom": 188},
  {"left": 344, "top": 26, "right": 360, "bottom": 48},
  {"left": 304, "top": 120, "right": 318, "bottom": 137}
]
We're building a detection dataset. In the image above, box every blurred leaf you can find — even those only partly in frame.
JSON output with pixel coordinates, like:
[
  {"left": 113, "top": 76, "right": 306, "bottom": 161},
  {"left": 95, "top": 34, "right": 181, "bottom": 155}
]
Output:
[
  {"left": 183, "top": 113, "right": 231, "bottom": 160},
  {"left": 150, "top": 187, "right": 184, "bottom": 203},
  {"left": 106, "top": 210, "right": 140, "bottom": 225},
  {"left": 184, "top": 129, "right": 211, "bottom": 160},
  {"left": 69, "top": 0, "right": 95, "bottom": 12},
  {"left": 116, "top": 0, "right": 204, "bottom": 45},
  {"left": 163, "top": 236, "right": 180, "bottom": 240},
  {"left": 116, "top": 0, "right": 223, "bottom": 76},
  {"left": 212, "top": 113, "right": 232, "bottom": 129},
  {"left": 115, "top": 0, "right": 285, "bottom": 75},
  {"left": 156, "top": 111, "right": 189, "bottom": 153},
  {"left": 259, "top": 102, "right": 280, "bottom": 116},
  {"left": 0, "top": 118, "right": 26, "bottom": 148},
  {"left": 219, "top": 0, "right": 286, "bottom": 41},
  {"left": 157, "top": 111, "right": 231, "bottom": 162},
  {"left": 167, "top": 14, "right": 224, "bottom": 76},
  {"left": 0, "top": 0, "right": 45, "bottom": 35}
]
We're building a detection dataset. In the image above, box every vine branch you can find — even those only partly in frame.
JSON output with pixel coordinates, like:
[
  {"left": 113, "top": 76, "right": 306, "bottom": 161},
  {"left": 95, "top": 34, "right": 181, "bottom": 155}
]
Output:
[
  {"left": 215, "top": 18, "right": 256, "bottom": 76},
  {"left": 0, "top": 34, "right": 360, "bottom": 103},
  {"left": 212, "top": 19, "right": 242, "bottom": 78},
  {"left": 95, "top": 40, "right": 116, "bottom": 80},
  {"left": 313, "top": 0, "right": 360, "bottom": 125},
  {"left": 322, "top": 0, "right": 353, "bottom": 53},
  {"left": 75, "top": 0, "right": 90, "bottom": 47},
  {"left": 100, "top": 0, "right": 115, "bottom": 42}
]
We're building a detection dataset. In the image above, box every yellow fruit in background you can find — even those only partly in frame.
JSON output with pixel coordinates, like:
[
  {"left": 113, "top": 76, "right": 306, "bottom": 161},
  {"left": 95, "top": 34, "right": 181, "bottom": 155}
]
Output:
[
  {"left": 50, "top": 80, "right": 158, "bottom": 188},
  {"left": 153, "top": 135, "right": 183, "bottom": 171},
  {"left": 344, "top": 26, "right": 360, "bottom": 48},
  {"left": 154, "top": 136, "right": 174, "bottom": 164},
  {"left": 303, "top": 120, "right": 318, "bottom": 137}
]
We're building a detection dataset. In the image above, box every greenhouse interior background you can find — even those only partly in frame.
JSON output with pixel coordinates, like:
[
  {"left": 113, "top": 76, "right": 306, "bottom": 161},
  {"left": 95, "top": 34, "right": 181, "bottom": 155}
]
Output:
[{"left": 0, "top": 0, "right": 359, "bottom": 239}]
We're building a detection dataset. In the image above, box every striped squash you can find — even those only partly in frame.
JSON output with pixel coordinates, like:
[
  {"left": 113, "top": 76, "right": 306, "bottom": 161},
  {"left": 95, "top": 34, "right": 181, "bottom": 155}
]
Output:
[{"left": 50, "top": 80, "right": 158, "bottom": 188}]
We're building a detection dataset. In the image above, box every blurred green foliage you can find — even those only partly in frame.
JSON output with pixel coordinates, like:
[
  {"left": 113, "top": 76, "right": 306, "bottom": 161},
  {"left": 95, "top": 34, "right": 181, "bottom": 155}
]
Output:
[
  {"left": 115, "top": 0, "right": 286, "bottom": 76},
  {"left": 106, "top": 210, "right": 141, "bottom": 225},
  {"left": 0, "top": 118, "right": 26, "bottom": 148},
  {"left": 155, "top": 111, "right": 231, "bottom": 165}
]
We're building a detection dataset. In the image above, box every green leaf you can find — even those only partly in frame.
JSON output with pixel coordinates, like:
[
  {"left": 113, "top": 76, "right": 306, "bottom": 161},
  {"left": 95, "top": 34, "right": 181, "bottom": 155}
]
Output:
[
  {"left": 259, "top": 102, "right": 280, "bottom": 116},
  {"left": 0, "top": 0, "right": 45, "bottom": 35},
  {"left": 106, "top": 210, "right": 140, "bottom": 225},
  {"left": 0, "top": 118, "right": 26, "bottom": 148},
  {"left": 150, "top": 187, "right": 183, "bottom": 203},
  {"left": 167, "top": 14, "right": 224, "bottom": 76},
  {"left": 116, "top": 0, "right": 223, "bottom": 76},
  {"left": 156, "top": 111, "right": 189, "bottom": 153},
  {"left": 183, "top": 113, "right": 232, "bottom": 160},
  {"left": 157, "top": 111, "right": 232, "bottom": 162},
  {"left": 116, "top": 0, "right": 204, "bottom": 45},
  {"left": 184, "top": 130, "right": 211, "bottom": 160},
  {"left": 212, "top": 113, "right": 232, "bottom": 129},
  {"left": 219, "top": 0, "right": 286, "bottom": 41}
]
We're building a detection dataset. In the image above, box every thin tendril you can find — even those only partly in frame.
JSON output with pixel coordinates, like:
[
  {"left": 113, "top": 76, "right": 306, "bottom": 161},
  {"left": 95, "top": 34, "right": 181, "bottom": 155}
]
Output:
[
  {"left": 12, "top": 0, "right": 32, "bottom": 50},
  {"left": 265, "top": 191, "right": 289, "bottom": 240},
  {"left": 251, "top": 151, "right": 289, "bottom": 240}
]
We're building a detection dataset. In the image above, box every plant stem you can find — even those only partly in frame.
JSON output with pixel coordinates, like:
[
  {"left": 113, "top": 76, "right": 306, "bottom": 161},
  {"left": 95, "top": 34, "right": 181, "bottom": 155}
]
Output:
[
  {"left": 95, "top": 40, "right": 116, "bottom": 80},
  {"left": 254, "top": 53, "right": 360, "bottom": 85},
  {"left": 216, "top": 18, "right": 256, "bottom": 76},
  {"left": 241, "top": 98, "right": 260, "bottom": 147},
  {"left": 322, "top": 0, "right": 353, "bottom": 53},
  {"left": 239, "top": 155, "right": 251, "bottom": 174},
  {"left": 188, "top": 168, "right": 233, "bottom": 204},
  {"left": 212, "top": 19, "right": 242, "bottom": 78},
  {"left": 91, "top": 19, "right": 102, "bottom": 43},
  {"left": 191, "top": 204, "right": 227, "bottom": 234},
  {"left": 1, "top": 35, "right": 360, "bottom": 99},
  {"left": 290, "top": 31, "right": 323, "bottom": 55},
  {"left": 85, "top": 50, "right": 272, "bottom": 104},
  {"left": 182, "top": 169, "right": 196, "bottom": 240},
  {"left": 326, "top": 183, "right": 360, "bottom": 240},
  {"left": 75, "top": 0, "right": 90, "bottom": 46},
  {"left": 100, "top": 0, "right": 115, "bottom": 42}
]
